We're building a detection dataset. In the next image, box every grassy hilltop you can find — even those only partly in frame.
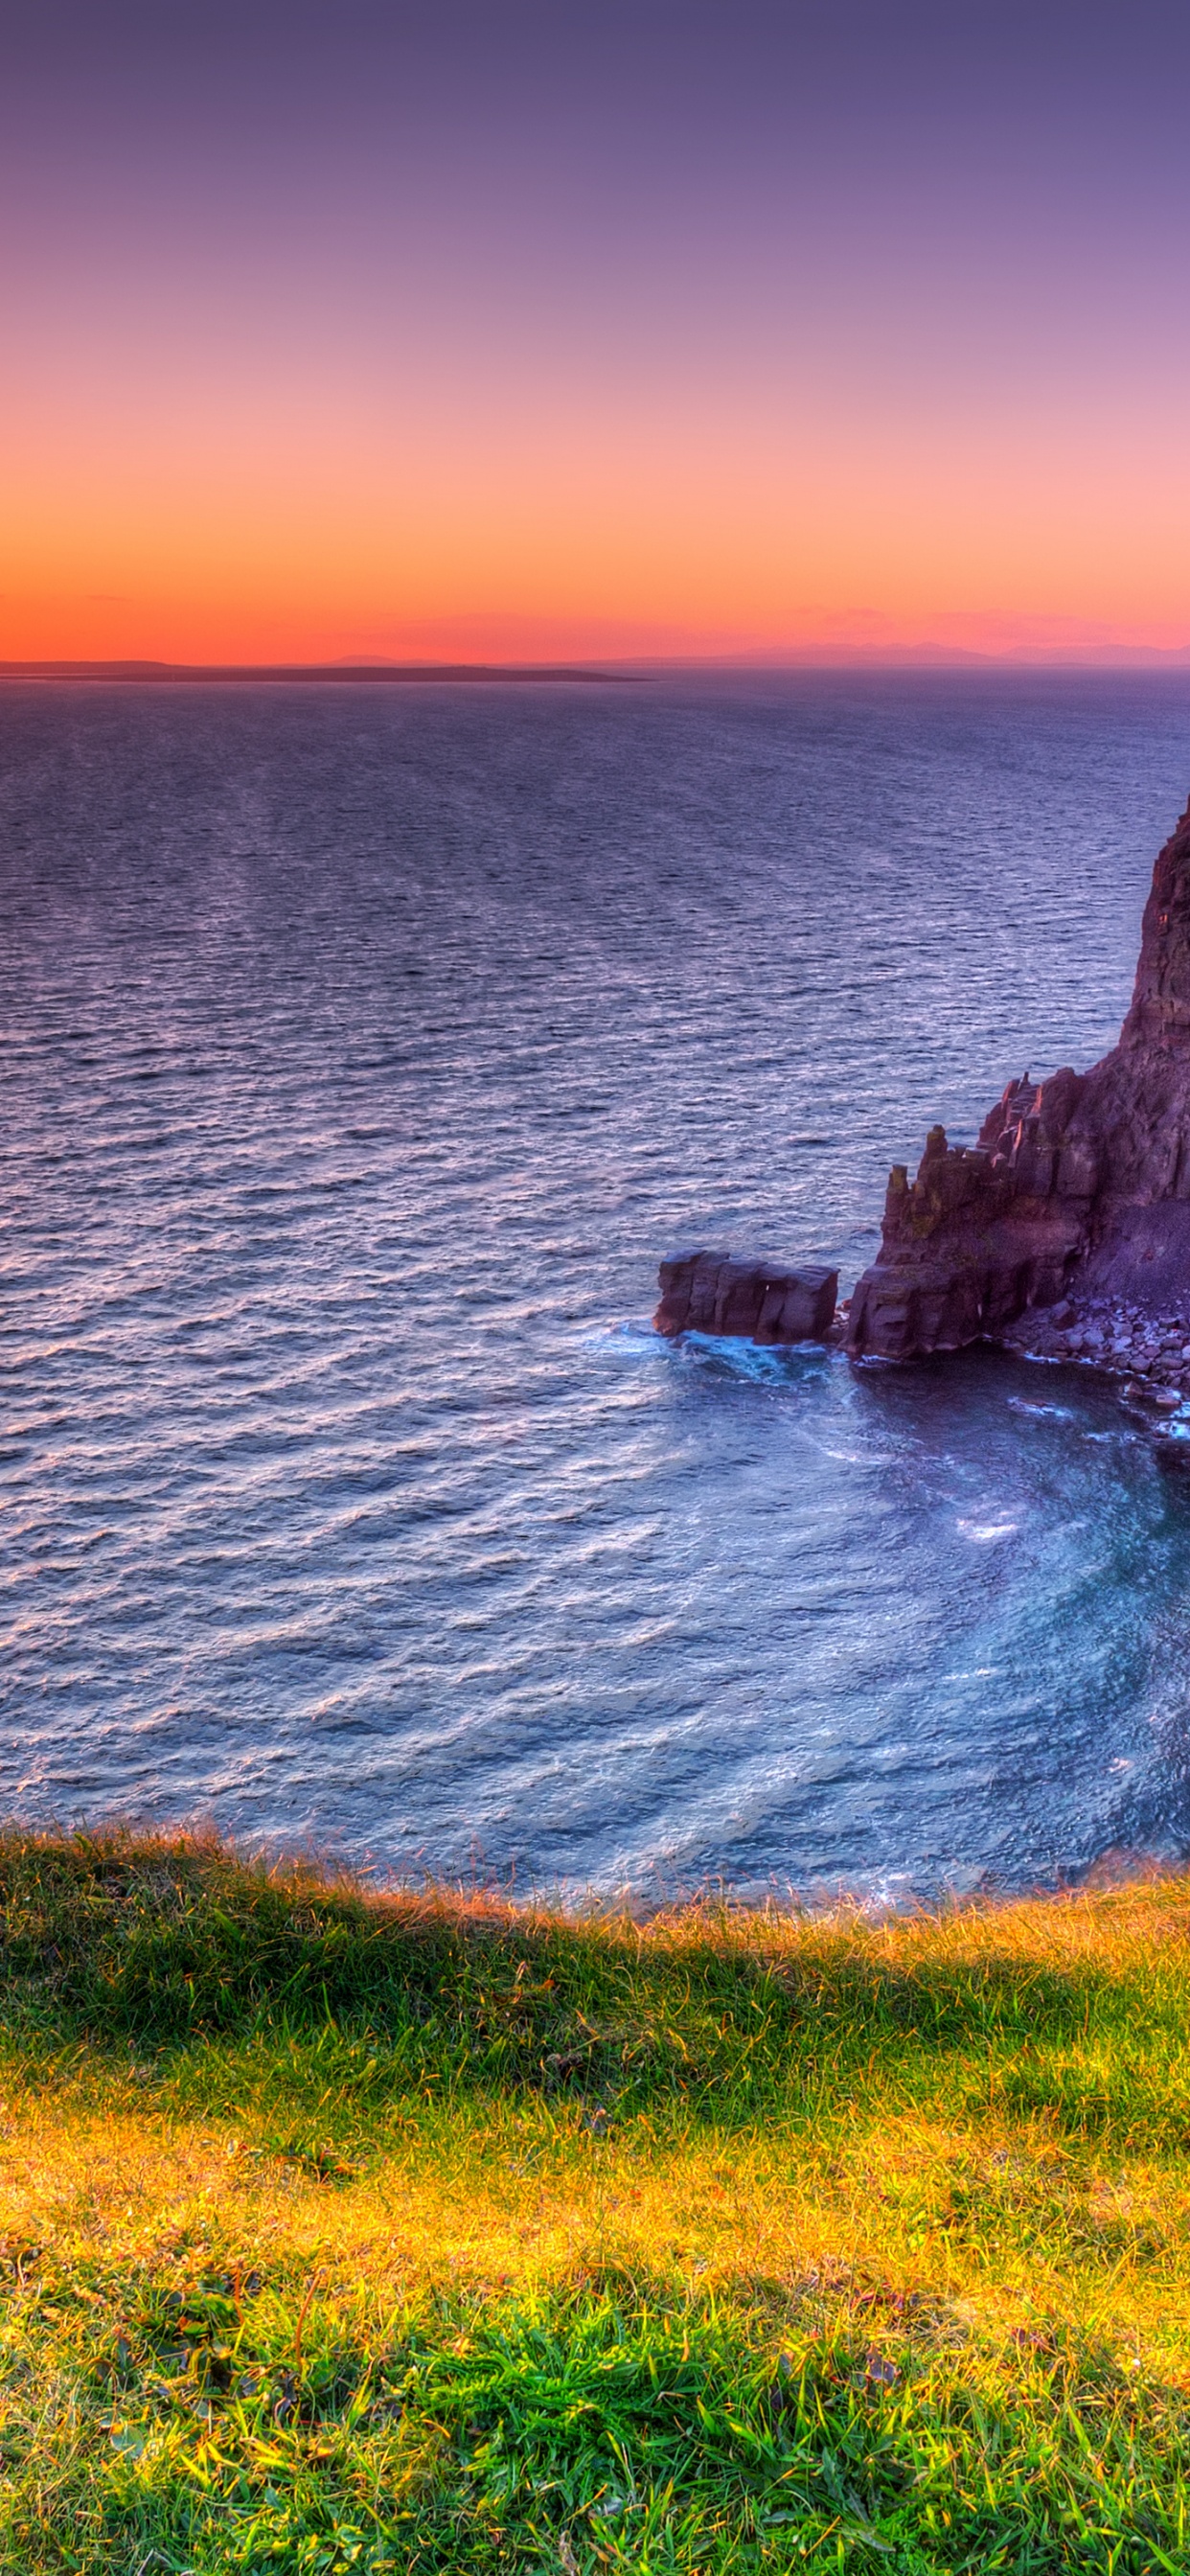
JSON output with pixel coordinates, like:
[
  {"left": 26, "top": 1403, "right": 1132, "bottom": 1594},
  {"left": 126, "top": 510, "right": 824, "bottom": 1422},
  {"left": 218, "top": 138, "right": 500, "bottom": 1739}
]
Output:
[{"left": 1, "top": 1835, "right": 1189, "bottom": 2570}]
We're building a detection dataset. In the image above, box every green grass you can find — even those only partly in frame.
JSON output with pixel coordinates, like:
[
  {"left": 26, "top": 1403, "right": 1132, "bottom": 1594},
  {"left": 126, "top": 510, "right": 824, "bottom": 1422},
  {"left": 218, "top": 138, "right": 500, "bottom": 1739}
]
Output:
[{"left": 1, "top": 1828, "right": 1190, "bottom": 2569}]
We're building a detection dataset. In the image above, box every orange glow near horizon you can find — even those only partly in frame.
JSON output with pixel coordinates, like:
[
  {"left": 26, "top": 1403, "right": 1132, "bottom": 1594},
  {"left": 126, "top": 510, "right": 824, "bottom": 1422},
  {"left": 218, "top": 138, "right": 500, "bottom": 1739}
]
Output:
[
  {"left": 7, "top": 316, "right": 1190, "bottom": 664},
  {"left": 8, "top": 367, "right": 1190, "bottom": 666}
]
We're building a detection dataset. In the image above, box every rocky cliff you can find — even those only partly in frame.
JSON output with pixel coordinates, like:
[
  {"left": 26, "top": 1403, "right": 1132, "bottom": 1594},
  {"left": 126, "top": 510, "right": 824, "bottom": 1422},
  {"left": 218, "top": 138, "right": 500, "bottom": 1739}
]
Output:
[{"left": 847, "top": 794, "right": 1190, "bottom": 1359}]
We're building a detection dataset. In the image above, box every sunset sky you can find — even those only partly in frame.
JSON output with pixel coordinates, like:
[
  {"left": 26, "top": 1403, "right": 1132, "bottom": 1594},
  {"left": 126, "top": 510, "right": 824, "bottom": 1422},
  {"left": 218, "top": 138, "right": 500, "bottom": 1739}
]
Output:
[{"left": 5, "top": 0, "right": 1190, "bottom": 666}]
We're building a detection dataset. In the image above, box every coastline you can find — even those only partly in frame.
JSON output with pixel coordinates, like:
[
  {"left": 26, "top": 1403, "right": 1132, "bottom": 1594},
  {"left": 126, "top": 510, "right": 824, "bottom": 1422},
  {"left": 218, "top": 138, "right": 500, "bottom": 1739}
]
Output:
[{"left": 840, "top": 1283, "right": 1190, "bottom": 1430}]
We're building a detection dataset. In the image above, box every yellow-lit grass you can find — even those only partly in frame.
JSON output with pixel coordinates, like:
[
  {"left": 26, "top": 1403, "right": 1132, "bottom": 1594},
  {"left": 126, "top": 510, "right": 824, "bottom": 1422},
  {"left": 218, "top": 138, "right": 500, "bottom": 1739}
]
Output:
[
  {"left": 2, "top": 1857, "right": 1190, "bottom": 2354},
  {"left": 5, "top": 2086, "right": 1190, "bottom": 2361},
  {"left": 3, "top": 1835, "right": 1190, "bottom": 2567}
]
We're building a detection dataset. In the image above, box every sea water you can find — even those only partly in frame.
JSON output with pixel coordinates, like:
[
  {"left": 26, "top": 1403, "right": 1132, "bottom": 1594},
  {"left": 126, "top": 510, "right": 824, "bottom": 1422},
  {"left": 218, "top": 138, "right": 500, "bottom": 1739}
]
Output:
[{"left": 3, "top": 668, "right": 1190, "bottom": 1901}]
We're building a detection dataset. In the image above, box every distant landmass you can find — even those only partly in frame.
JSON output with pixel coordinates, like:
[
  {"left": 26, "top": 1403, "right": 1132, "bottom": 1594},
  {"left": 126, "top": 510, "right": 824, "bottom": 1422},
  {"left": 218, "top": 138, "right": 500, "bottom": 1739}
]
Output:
[{"left": 0, "top": 660, "right": 637, "bottom": 685}]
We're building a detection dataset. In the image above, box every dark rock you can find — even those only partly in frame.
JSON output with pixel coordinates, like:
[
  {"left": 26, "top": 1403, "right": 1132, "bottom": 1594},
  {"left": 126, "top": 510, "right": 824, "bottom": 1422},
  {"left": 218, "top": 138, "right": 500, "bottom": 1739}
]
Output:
[
  {"left": 849, "top": 795, "right": 1190, "bottom": 1358},
  {"left": 654, "top": 1249, "right": 837, "bottom": 1345}
]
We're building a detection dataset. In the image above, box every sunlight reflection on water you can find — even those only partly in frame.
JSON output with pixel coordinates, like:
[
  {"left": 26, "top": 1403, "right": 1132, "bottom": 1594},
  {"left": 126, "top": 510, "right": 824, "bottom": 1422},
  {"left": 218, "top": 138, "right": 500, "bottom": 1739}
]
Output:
[{"left": 2, "top": 671, "right": 1190, "bottom": 1898}]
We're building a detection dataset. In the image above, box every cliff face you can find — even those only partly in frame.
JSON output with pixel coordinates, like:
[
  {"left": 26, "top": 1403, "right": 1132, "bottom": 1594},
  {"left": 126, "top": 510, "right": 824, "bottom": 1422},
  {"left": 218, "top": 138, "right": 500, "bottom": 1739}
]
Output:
[{"left": 847, "top": 796, "right": 1190, "bottom": 1359}]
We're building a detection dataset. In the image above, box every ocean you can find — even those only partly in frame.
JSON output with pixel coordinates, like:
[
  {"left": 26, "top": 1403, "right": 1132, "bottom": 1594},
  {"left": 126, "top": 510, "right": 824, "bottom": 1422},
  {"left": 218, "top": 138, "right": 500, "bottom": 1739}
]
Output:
[{"left": 3, "top": 668, "right": 1190, "bottom": 1901}]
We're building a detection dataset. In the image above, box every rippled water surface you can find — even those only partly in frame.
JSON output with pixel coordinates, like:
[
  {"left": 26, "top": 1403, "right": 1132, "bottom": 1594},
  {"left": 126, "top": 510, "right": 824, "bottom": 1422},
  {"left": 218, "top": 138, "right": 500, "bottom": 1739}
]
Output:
[{"left": 5, "top": 670, "right": 1190, "bottom": 1898}]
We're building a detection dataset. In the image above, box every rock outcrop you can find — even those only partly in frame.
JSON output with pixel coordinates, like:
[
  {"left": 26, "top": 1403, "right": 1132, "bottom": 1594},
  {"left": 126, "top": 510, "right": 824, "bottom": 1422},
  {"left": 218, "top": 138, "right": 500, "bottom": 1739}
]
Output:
[
  {"left": 655, "top": 1250, "right": 838, "bottom": 1345},
  {"left": 848, "top": 794, "right": 1190, "bottom": 1359}
]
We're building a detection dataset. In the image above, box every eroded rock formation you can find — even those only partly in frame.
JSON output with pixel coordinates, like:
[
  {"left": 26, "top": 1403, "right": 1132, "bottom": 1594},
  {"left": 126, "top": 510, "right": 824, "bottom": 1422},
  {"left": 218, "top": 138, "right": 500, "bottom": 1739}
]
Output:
[
  {"left": 847, "top": 794, "right": 1190, "bottom": 1359},
  {"left": 655, "top": 1250, "right": 838, "bottom": 1345}
]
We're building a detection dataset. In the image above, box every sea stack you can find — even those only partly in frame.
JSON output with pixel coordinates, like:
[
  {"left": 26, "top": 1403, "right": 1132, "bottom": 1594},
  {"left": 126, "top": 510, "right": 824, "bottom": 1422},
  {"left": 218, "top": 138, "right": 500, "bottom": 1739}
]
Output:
[
  {"left": 847, "top": 794, "right": 1190, "bottom": 1359},
  {"left": 655, "top": 1250, "right": 838, "bottom": 1344}
]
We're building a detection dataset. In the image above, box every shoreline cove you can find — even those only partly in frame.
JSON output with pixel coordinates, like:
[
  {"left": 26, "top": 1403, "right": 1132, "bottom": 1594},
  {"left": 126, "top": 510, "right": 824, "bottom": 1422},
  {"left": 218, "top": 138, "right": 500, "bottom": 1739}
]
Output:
[{"left": 7, "top": 674, "right": 1190, "bottom": 1898}]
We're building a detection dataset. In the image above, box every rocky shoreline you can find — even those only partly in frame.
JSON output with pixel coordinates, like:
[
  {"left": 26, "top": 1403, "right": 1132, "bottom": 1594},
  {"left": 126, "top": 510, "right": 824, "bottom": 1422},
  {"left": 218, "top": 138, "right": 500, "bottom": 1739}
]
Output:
[
  {"left": 998, "top": 1293, "right": 1190, "bottom": 1395},
  {"left": 845, "top": 794, "right": 1190, "bottom": 1362},
  {"left": 846, "top": 1287, "right": 1190, "bottom": 1419},
  {"left": 656, "top": 793, "right": 1190, "bottom": 1434}
]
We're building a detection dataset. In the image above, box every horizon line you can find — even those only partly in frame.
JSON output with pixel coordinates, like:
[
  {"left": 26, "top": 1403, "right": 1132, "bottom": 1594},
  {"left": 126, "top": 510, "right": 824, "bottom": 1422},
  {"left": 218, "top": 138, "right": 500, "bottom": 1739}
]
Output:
[
  {"left": 5, "top": 651, "right": 1190, "bottom": 683},
  {"left": 0, "top": 658, "right": 641, "bottom": 686}
]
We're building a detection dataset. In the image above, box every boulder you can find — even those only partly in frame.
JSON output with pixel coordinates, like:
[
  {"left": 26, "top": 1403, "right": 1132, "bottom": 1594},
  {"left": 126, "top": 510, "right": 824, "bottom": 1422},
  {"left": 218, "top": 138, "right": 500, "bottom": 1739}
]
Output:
[{"left": 655, "top": 1249, "right": 837, "bottom": 1344}]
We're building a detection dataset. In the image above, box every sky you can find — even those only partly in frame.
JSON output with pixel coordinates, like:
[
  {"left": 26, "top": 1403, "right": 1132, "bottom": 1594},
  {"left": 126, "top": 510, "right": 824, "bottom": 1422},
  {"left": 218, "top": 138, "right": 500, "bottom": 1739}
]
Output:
[{"left": 4, "top": 0, "right": 1190, "bottom": 666}]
